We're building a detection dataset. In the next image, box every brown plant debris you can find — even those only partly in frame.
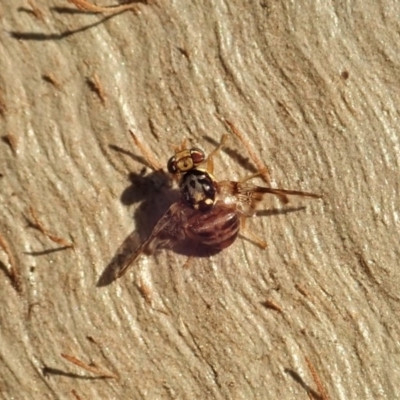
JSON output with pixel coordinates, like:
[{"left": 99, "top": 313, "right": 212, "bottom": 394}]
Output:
[
  {"left": 86, "top": 72, "right": 106, "bottom": 103},
  {"left": 0, "top": 91, "right": 7, "bottom": 117},
  {"left": 2, "top": 133, "right": 18, "bottom": 154},
  {"left": 261, "top": 298, "right": 283, "bottom": 313},
  {"left": 0, "top": 233, "right": 22, "bottom": 293},
  {"left": 305, "top": 356, "right": 330, "bottom": 400},
  {"left": 61, "top": 353, "right": 118, "bottom": 379},
  {"left": 42, "top": 73, "right": 62, "bottom": 90},
  {"left": 137, "top": 276, "right": 153, "bottom": 305},
  {"left": 68, "top": 0, "right": 139, "bottom": 14},
  {"left": 71, "top": 389, "right": 84, "bottom": 400},
  {"left": 29, "top": 207, "right": 74, "bottom": 248},
  {"left": 295, "top": 283, "right": 310, "bottom": 298},
  {"left": 27, "top": 0, "right": 45, "bottom": 20}
]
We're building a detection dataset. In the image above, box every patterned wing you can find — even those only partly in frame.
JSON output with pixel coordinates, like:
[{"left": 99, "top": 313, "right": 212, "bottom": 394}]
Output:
[{"left": 98, "top": 202, "right": 186, "bottom": 285}]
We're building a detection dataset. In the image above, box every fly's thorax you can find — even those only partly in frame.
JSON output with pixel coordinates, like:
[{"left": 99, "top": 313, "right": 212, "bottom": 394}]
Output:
[
  {"left": 214, "top": 180, "right": 259, "bottom": 216},
  {"left": 180, "top": 169, "right": 217, "bottom": 211},
  {"left": 215, "top": 180, "right": 238, "bottom": 206}
]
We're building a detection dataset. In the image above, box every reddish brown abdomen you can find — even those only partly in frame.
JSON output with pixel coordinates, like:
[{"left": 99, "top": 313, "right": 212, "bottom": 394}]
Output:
[{"left": 185, "top": 203, "right": 240, "bottom": 249}]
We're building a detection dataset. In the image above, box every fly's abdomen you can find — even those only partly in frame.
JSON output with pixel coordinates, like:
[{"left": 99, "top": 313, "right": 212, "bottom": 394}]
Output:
[{"left": 185, "top": 203, "right": 240, "bottom": 250}]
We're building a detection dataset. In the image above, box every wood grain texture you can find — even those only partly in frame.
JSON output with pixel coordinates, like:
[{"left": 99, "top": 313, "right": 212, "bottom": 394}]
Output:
[{"left": 1, "top": 1, "right": 399, "bottom": 399}]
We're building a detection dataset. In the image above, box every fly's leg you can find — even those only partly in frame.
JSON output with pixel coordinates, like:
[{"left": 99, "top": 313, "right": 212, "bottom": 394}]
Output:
[
  {"left": 239, "top": 216, "right": 268, "bottom": 249},
  {"left": 205, "top": 134, "right": 228, "bottom": 174}
]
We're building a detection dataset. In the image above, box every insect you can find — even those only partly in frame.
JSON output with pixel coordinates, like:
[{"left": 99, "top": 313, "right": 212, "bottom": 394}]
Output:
[{"left": 105, "top": 124, "right": 321, "bottom": 282}]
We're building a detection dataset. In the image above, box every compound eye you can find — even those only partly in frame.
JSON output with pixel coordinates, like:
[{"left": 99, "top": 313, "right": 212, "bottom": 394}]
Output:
[
  {"left": 167, "top": 156, "right": 178, "bottom": 173},
  {"left": 190, "top": 148, "right": 205, "bottom": 167}
]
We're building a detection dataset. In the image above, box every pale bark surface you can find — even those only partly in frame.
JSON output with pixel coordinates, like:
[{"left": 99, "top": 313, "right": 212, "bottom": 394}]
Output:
[{"left": 1, "top": 1, "right": 399, "bottom": 399}]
